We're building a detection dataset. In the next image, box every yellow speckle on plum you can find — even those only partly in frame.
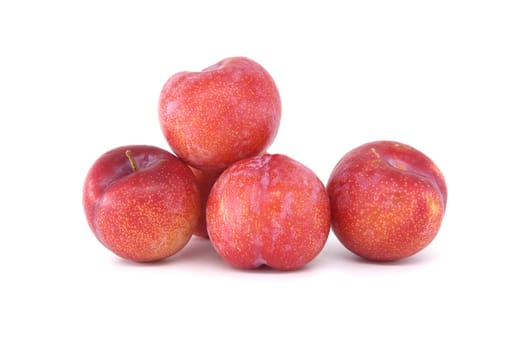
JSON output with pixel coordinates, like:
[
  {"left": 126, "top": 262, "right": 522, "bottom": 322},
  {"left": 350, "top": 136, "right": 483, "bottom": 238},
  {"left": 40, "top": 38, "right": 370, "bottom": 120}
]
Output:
[{"left": 427, "top": 195, "right": 441, "bottom": 217}]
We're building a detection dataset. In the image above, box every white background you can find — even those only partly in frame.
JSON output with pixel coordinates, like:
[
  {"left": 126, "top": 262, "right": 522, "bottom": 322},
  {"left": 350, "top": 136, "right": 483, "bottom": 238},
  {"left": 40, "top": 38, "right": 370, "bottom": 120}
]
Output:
[{"left": 1, "top": 1, "right": 525, "bottom": 349}]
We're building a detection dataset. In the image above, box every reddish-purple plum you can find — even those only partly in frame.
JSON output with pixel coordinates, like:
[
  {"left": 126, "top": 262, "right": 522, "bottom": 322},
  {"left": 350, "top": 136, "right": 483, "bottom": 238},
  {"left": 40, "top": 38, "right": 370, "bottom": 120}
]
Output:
[
  {"left": 327, "top": 141, "right": 447, "bottom": 261},
  {"left": 206, "top": 154, "right": 330, "bottom": 270},
  {"left": 83, "top": 145, "right": 200, "bottom": 262},
  {"left": 159, "top": 57, "right": 281, "bottom": 171}
]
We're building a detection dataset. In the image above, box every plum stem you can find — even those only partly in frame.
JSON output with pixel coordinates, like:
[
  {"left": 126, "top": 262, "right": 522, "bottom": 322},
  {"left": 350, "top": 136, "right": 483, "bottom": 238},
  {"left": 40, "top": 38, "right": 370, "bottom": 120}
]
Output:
[{"left": 125, "top": 150, "right": 138, "bottom": 172}]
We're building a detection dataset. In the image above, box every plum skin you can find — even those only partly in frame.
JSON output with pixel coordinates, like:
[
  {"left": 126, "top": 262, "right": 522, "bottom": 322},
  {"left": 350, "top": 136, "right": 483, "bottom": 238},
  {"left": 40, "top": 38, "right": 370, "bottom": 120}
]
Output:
[
  {"left": 82, "top": 145, "right": 200, "bottom": 262},
  {"left": 206, "top": 154, "right": 331, "bottom": 271},
  {"left": 327, "top": 141, "right": 447, "bottom": 261},
  {"left": 159, "top": 56, "right": 281, "bottom": 171}
]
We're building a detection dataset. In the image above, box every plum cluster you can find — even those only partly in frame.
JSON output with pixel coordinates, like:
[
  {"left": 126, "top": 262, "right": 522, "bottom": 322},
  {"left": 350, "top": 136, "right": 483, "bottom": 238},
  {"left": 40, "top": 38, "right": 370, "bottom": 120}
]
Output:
[{"left": 82, "top": 57, "right": 447, "bottom": 269}]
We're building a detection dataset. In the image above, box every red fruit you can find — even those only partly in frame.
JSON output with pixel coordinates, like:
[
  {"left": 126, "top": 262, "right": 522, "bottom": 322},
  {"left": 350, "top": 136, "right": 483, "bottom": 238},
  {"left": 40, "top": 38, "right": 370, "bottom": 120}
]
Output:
[
  {"left": 189, "top": 166, "right": 222, "bottom": 239},
  {"left": 82, "top": 145, "right": 200, "bottom": 262},
  {"left": 327, "top": 141, "right": 447, "bottom": 261},
  {"left": 206, "top": 154, "right": 331, "bottom": 270},
  {"left": 158, "top": 56, "right": 281, "bottom": 171}
]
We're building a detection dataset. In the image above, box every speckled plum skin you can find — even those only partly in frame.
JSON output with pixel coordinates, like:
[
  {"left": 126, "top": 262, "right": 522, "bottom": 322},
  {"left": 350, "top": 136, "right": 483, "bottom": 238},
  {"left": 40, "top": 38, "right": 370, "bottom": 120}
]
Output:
[
  {"left": 327, "top": 141, "right": 447, "bottom": 261},
  {"left": 82, "top": 145, "right": 200, "bottom": 262},
  {"left": 206, "top": 154, "right": 331, "bottom": 270},
  {"left": 158, "top": 56, "right": 281, "bottom": 171},
  {"left": 189, "top": 166, "right": 222, "bottom": 239}
]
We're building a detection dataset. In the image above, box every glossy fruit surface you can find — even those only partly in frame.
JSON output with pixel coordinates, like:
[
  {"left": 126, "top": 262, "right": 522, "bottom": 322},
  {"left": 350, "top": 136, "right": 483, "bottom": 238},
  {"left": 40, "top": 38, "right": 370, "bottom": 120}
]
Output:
[
  {"left": 190, "top": 166, "right": 222, "bottom": 239},
  {"left": 159, "top": 56, "right": 281, "bottom": 171},
  {"left": 327, "top": 141, "right": 447, "bottom": 261},
  {"left": 207, "top": 154, "right": 330, "bottom": 270},
  {"left": 83, "top": 145, "right": 199, "bottom": 262}
]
